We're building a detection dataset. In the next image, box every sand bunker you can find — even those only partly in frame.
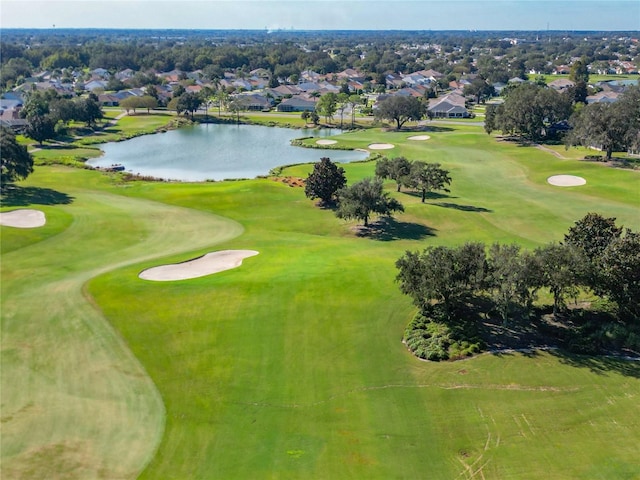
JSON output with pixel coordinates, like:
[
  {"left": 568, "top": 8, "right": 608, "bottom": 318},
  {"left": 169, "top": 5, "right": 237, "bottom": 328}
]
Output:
[
  {"left": 139, "top": 250, "right": 259, "bottom": 281},
  {"left": 0, "top": 209, "right": 46, "bottom": 228},
  {"left": 368, "top": 143, "right": 395, "bottom": 150},
  {"left": 547, "top": 175, "right": 586, "bottom": 187},
  {"left": 407, "top": 135, "right": 431, "bottom": 141},
  {"left": 316, "top": 139, "right": 337, "bottom": 145}
]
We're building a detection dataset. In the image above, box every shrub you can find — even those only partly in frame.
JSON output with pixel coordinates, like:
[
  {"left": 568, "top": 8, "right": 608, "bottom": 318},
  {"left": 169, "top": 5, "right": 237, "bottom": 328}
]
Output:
[{"left": 403, "top": 312, "right": 482, "bottom": 361}]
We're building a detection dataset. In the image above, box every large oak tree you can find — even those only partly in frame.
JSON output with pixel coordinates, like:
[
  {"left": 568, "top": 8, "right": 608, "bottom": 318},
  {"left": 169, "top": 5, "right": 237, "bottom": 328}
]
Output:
[
  {"left": 374, "top": 95, "right": 424, "bottom": 130},
  {"left": 304, "top": 157, "right": 347, "bottom": 205},
  {"left": 1, "top": 127, "right": 34, "bottom": 189},
  {"left": 335, "top": 177, "right": 404, "bottom": 227}
]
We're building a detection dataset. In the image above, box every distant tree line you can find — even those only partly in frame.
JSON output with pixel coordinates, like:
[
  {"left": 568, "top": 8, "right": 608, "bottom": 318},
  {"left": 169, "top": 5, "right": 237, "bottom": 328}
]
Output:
[
  {"left": 2, "top": 29, "right": 638, "bottom": 92},
  {"left": 396, "top": 213, "right": 640, "bottom": 361},
  {"left": 19, "top": 89, "right": 103, "bottom": 145},
  {"left": 485, "top": 82, "right": 640, "bottom": 159}
]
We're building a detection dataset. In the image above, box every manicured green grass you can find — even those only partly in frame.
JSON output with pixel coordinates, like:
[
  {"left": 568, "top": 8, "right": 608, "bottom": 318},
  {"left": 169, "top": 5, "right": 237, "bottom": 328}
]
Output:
[
  {"left": 31, "top": 145, "right": 104, "bottom": 166},
  {"left": 537, "top": 73, "right": 638, "bottom": 84},
  {"left": 1, "top": 168, "right": 243, "bottom": 479},
  {"left": 74, "top": 113, "right": 177, "bottom": 145},
  {"left": 2, "top": 124, "right": 639, "bottom": 479}
]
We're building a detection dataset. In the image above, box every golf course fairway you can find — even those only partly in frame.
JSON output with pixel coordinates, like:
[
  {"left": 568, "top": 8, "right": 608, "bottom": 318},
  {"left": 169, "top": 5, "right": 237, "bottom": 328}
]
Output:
[{"left": 2, "top": 124, "right": 639, "bottom": 479}]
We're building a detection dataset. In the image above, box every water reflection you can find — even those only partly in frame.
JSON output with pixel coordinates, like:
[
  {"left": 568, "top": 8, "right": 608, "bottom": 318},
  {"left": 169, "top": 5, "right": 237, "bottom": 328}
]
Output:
[{"left": 89, "top": 124, "right": 367, "bottom": 181}]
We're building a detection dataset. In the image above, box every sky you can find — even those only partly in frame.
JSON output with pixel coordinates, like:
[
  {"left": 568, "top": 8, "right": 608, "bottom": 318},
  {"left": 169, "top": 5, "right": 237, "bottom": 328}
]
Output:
[{"left": 1, "top": 0, "right": 639, "bottom": 31}]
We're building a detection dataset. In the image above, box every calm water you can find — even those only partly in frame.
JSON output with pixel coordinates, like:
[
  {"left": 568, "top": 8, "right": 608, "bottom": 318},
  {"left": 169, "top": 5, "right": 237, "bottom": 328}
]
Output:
[{"left": 89, "top": 124, "right": 368, "bottom": 181}]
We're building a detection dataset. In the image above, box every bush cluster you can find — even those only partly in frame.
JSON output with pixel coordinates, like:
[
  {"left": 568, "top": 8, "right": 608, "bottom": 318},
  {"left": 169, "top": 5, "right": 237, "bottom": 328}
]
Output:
[{"left": 398, "top": 213, "right": 640, "bottom": 360}]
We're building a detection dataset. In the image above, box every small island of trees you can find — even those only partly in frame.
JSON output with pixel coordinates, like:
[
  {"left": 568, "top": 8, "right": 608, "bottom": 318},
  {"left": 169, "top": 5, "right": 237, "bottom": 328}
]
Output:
[{"left": 397, "top": 213, "right": 640, "bottom": 361}]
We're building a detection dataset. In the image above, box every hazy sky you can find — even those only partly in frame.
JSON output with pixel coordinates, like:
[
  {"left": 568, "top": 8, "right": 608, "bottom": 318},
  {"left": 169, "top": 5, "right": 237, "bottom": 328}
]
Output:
[{"left": 1, "top": 0, "right": 639, "bottom": 31}]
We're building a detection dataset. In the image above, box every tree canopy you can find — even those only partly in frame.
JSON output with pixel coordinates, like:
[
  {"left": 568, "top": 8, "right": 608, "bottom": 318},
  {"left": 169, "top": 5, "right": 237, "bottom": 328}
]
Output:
[
  {"left": 374, "top": 96, "right": 425, "bottom": 130},
  {"left": 396, "top": 243, "right": 486, "bottom": 315},
  {"left": 565, "top": 85, "right": 640, "bottom": 160},
  {"left": 335, "top": 177, "right": 404, "bottom": 227},
  {"left": 405, "top": 161, "right": 452, "bottom": 202},
  {"left": 485, "top": 83, "right": 572, "bottom": 141},
  {"left": 0, "top": 127, "right": 34, "bottom": 188},
  {"left": 564, "top": 212, "right": 623, "bottom": 261},
  {"left": 375, "top": 156, "right": 411, "bottom": 192},
  {"left": 174, "top": 92, "right": 202, "bottom": 119},
  {"left": 316, "top": 92, "right": 338, "bottom": 123},
  {"left": 304, "top": 157, "right": 347, "bottom": 205}
]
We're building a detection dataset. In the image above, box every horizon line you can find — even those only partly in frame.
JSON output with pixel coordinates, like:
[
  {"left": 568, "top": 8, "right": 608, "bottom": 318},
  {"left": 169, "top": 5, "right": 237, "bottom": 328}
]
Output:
[{"left": 3, "top": 27, "right": 639, "bottom": 33}]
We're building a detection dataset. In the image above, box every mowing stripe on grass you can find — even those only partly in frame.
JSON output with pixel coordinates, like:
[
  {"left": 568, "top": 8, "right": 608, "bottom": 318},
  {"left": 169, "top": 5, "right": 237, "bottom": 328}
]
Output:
[{"left": 1, "top": 172, "right": 243, "bottom": 479}]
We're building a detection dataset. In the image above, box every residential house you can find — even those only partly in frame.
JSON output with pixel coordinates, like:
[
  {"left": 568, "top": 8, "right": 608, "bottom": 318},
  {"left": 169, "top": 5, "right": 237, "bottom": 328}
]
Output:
[
  {"left": 348, "top": 80, "right": 365, "bottom": 92},
  {"left": 297, "top": 81, "right": 322, "bottom": 92},
  {"left": 616, "top": 61, "right": 639, "bottom": 74},
  {"left": 402, "top": 73, "right": 431, "bottom": 87},
  {"left": 157, "top": 70, "right": 183, "bottom": 84},
  {"left": 278, "top": 85, "right": 303, "bottom": 96},
  {"left": 236, "top": 93, "right": 273, "bottom": 111},
  {"left": 300, "top": 70, "right": 322, "bottom": 82},
  {"left": 337, "top": 68, "right": 362, "bottom": 80},
  {"left": 395, "top": 86, "right": 427, "bottom": 98},
  {"left": 586, "top": 91, "right": 621, "bottom": 104},
  {"left": 276, "top": 96, "right": 317, "bottom": 112},
  {"left": 428, "top": 92, "right": 470, "bottom": 118},
  {"left": 84, "top": 79, "right": 108, "bottom": 92},
  {"left": 548, "top": 78, "right": 575, "bottom": 91},
  {"left": 418, "top": 69, "right": 445, "bottom": 81},
  {"left": 250, "top": 68, "right": 271, "bottom": 80},
  {"left": 91, "top": 68, "right": 110, "bottom": 79},
  {"left": 247, "top": 76, "right": 267, "bottom": 90},
  {"left": 115, "top": 68, "right": 136, "bottom": 81},
  {"left": 98, "top": 93, "right": 122, "bottom": 106},
  {"left": 385, "top": 73, "right": 404, "bottom": 88},
  {"left": 232, "top": 79, "right": 253, "bottom": 91},
  {"left": 0, "top": 98, "right": 27, "bottom": 130}
]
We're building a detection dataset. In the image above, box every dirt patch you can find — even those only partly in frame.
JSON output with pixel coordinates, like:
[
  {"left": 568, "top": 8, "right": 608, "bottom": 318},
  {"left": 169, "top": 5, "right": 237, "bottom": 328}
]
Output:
[
  {"left": 0, "top": 209, "right": 46, "bottom": 228},
  {"left": 273, "top": 176, "right": 306, "bottom": 187},
  {"left": 139, "top": 250, "right": 259, "bottom": 281}
]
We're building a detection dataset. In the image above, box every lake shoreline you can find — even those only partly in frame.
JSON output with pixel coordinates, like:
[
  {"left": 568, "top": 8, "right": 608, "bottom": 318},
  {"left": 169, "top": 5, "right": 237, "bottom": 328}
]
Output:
[{"left": 88, "top": 122, "right": 368, "bottom": 182}]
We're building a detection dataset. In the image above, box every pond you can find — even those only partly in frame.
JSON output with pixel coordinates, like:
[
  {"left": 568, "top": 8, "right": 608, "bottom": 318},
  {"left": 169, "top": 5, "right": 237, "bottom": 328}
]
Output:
[{"left": 88, "top": 124, "right": 368, "bottom": 181}]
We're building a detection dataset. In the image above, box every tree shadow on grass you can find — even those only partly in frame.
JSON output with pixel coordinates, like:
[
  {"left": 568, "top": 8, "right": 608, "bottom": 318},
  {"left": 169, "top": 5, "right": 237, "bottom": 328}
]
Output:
[
  {"left": 1, "top": 185, "right": 74, "bottom": 207},
  {"left": 432, "top": 202, "right": 492, "bottom": 213},
  {"left": 401, "top": 125, "right": 454, "bottom": 133},
  {"left": 479, "top": 305, "right": 640, "bottom": 379},
  {"left": 420, "top": 125, "right": 455, "bottom": 133},
  {"left": 548, "top": 349, "right": 640, "bottom": 379},
  {"left": 36, "top": 143, "right": 96, "bottom": 151},
  {"left": 402, "top": 191, "right": 455, "bottom": 201},
  {"left": 354, "top": 217, "right": 436, "bottom": 241}
]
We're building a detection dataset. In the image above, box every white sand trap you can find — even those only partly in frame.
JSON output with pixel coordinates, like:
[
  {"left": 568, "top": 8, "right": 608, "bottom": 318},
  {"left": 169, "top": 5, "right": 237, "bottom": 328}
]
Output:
[
  {"left": 407, "top": 135, "right": 431, "bottom": 141},
  {"left": 368, "top": 143, "right": 395, "bottom": 150},
  {"left": 547, "top": 175, "right": 586, "bottom": 187},
  {"left": 0, "top": 209, "right": 46, "bottom": 228},
  {"left": 316, "top": 139, "right": 337, "bottom": 145},
  {"left": 139, "top": 250, "right": 259, "bottom": 281}
]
